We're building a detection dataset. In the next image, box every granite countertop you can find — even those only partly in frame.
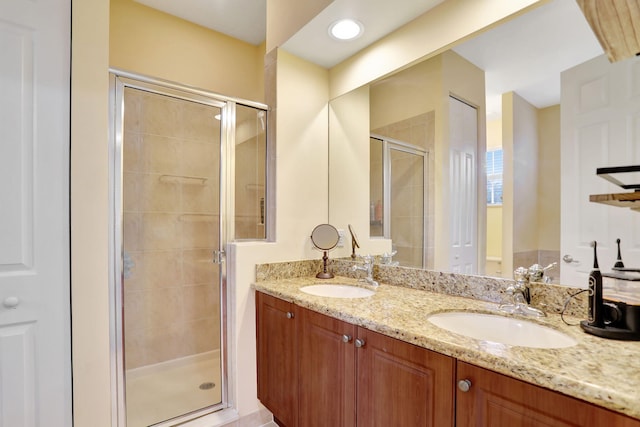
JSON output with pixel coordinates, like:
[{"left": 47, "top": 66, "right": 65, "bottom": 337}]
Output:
[{"left": 253, "top": 276, "right": 640, "bottom": 420}]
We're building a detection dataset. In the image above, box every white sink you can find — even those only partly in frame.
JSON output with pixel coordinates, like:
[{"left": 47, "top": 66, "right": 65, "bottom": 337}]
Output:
[
  {"left": 300, "top": 284, "right": 375, "bottom": 298},
  {"left": 427, "top": 312, "right": 577, "bottom": 348}
]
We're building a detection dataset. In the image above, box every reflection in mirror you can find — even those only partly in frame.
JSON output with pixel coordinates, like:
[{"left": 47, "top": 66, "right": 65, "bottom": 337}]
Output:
[
  {"left": 370, "top": 135, "right": 427, "bottom": 268},
  {"left": 348, "top": 224, "right": 360, "bottom": 259},
  {"left": 311, "top": 224, "right": 340, "bottom": 279},
  {"left": 328, "top": 0, "right": 640, "bottom": 288},
  {"left": 363, "top": 50, "right": 486, "bottom": 273}
]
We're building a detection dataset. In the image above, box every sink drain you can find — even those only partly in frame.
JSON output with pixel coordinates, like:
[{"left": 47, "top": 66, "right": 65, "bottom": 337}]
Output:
[{"left": 199, "top": 382, "right": 216, "bottom": 390}]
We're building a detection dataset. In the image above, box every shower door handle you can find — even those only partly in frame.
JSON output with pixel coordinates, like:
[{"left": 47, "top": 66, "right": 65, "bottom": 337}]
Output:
[{"left": 213, "top": 250, "right": 226, "bottom": 264}]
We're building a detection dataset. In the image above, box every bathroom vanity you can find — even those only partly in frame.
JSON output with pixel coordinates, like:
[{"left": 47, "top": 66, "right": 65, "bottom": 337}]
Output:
[{"left": 254, "top": 276, "right": 640, "bottom": 427}]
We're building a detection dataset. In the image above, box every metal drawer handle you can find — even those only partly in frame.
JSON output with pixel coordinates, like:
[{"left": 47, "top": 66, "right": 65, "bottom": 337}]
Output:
[
  {"left": 458, "top": 379, "right": 472, "bottom": 392},
  {"left": 355, "top": 338, "right": 366, "bottom": 348}
]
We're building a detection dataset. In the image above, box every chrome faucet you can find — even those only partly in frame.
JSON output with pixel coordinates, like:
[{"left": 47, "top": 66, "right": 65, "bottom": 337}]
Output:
[
  {"left": 380, "top": 250, "right": 399, "bottom": 266},
  {"left": 498, "top": 267, "right": 545, "bottom": 317},
  {"left": 527, "top": 262, "right": 557, "bottom": 283},
  {"left": 351, "top": 255, "right": 379, "bottom": 287}
]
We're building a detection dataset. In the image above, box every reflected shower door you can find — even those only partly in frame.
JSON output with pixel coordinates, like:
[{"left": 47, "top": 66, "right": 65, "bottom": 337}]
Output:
[
  {"left": 388, "top": 146, "right": 426, "bottom": 268},
  {"left": 121, "top": 86, "right": 224, "bottom": 426},
  {"left": 370, "top": 136, "right": 427, "bottom": 268}
]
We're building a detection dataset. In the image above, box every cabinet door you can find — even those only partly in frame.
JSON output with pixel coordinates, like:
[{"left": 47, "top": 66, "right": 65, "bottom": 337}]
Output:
[
  {"left": 298, "top": 307, "right": 357, "bottom": 427},
  {"left": 356, "top": 328, "right": 455, "bottom": 426},
  {"left": 456, "top": 362, "right": 640, "bottom": 427},
  {"left": 256, "top": 292, "right": 298, "bottom": 427}
]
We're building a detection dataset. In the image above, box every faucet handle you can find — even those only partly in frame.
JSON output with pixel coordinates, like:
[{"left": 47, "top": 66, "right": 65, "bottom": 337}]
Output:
[
  {"left": 361, "top": 254, "right": 373, "bottom": 264},
  {"left": 514, "top": 266, "right": 529, "bottom": 283}
]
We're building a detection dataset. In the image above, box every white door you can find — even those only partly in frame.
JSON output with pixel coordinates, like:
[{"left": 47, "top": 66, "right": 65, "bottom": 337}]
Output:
[
  {"left": 0, "top": 0, "right": 71, "bottom": 425},
  {"left": 561, "top": 54, "right": 640, "bottom": 286},
  {"left": 449, "top": 96, "right": 478, "bottom": 274}
]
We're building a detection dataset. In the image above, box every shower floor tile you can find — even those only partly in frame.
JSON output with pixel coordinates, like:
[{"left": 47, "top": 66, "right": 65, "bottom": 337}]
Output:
[{"left": 126, "top": 352, "right": 221, "bottom": 427}]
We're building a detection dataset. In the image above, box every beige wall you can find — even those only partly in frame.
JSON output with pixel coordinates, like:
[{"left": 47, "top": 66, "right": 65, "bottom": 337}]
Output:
[
  {"left": 370, "top": 56, "right": 442, "bottom": 130},
  {"left": 537, "top": 105, "right": 561, "bottom": 251},
  {"left": 487, "top": 206, "right": 503, "bottom": 259},
  {"left": 502, "top": 92, "right": 540, "bottom": 274},
  {"left": 71, "top": 0, "right": 112, "bottom": 424},
  {"left": 110, "top": 0, "right": 265, "bottom": 102}
]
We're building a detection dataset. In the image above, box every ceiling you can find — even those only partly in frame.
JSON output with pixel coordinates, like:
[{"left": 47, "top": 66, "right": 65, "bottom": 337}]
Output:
[
  {"left": 136, "top": 0, "right": 605, "bottom": 118},
  {"left": 280, "top": 0, "right": 445, "bottom": 68},
  {"left": 135, "top": 0, "right": 267, "bottom": 45},
  {"left": 451, "top": 0, "right": 603, "bottom": 119}
]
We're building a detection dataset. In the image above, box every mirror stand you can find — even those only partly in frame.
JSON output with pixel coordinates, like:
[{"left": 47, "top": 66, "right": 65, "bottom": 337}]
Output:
[{"left": 317, "top": 251, "right": 334, "bottom": 279}]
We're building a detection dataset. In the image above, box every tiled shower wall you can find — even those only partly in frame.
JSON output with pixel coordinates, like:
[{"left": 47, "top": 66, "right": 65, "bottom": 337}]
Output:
[
  {"left": 122, "top": 88, "right": 221, "bottom": 370},
  {"left": 235, "top": 118, "right": 266, "bottom": 239}
]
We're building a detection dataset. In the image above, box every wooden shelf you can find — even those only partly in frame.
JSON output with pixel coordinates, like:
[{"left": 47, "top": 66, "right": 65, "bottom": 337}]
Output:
[{"left": 590, "top": 191, "right": 640, "bottom": 210}]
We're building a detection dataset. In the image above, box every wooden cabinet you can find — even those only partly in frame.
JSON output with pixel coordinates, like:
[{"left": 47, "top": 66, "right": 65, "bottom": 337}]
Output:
[
  {"left": 298, "top": 307, "right": 357, "bottom": 427},
  {"left": 256, "top": 292, "right": 298, "bottom": 427},
  {"left": 456, "top": 362, "right": 640, "bottom": 427},
  {"left": 356, "top": 327, "right": 455, "bottom": 427},
  {"left": 257, "top": 292, "right": 455, "bottom": 426},
  {"left": 298, "top": 307, "right": 455, "bottom": 426},
  {"left": 257, "top": 292, "right": 639, "bottom": 426}
]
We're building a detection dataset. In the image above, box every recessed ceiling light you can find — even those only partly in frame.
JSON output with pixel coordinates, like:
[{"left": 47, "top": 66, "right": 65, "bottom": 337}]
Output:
[{"left": 329, "top": 19, "right": 363, "bottom": 41}]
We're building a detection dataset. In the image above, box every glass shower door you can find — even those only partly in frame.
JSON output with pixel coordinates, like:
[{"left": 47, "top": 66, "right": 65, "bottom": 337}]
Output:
[
  {"left": 120, "top": 86, "right": 224, "bottom": 426},
  {"left": 388, "top": 145, "right": 426, "bottom": 268},
  {"left": 370, "top": 136, "right": 427, "bottom": 268}
]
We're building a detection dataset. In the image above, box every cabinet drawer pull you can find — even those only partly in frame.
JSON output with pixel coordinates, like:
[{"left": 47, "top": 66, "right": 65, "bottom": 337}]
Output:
[
  {"left": 354, "top": 338, "right": 366, "bottom": 348},
  {"left": 458, "top": 379, "right": 472, "bottom": 392},
  {"left": 286, "top": 311, "right": 294, "bottom": 319},
  {"left": 342, "top": 334, "right": 352, "bottom": 343}
]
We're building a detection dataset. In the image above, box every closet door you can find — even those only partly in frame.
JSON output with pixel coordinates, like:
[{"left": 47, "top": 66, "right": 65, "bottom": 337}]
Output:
[
  {"left": 449, "top": 96, "right": 479, "bottom": 274},
  {"left": 0, "top": 0, "right": 72, "bottom": 425}
]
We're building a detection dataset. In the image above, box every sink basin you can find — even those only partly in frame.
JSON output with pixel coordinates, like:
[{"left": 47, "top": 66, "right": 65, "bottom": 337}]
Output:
[
  {"left": 427, "top": 312, "right": 577, "bottom": 348},
  {"left": 300, "top": 284, "right": 375, "bottom": 298}
]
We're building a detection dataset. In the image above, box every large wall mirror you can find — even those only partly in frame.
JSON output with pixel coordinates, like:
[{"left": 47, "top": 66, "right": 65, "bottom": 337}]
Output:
[{"left": 328, "top": 0, "right": 640, "bottom": 288}]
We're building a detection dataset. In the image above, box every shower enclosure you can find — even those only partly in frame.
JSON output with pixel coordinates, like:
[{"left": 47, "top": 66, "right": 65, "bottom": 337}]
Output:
[
  {"left": 370, "top": 136, "right": 428, "bottom": 268},
  {"left": 110, "top": 73, "right": 267, "bottom": 426}
]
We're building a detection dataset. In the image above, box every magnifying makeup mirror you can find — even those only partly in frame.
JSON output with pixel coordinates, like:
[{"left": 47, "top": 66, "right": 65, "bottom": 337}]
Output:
[
  {"left": 348, "top": 224, "right": 360, "bottom": 259},
  {"left": 311, "top": 224, "right": 340, "bottom": 279}
]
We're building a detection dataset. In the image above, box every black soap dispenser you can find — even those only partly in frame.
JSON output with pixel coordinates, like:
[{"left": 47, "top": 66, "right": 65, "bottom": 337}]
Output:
[{"left": 581, "top": 241, "right": 605, "bottom": 333}]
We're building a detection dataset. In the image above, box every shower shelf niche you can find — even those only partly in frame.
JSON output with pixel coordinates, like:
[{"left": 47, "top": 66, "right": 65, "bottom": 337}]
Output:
[{"left": 159, "top": 174, "right": 208, "bottom": 185}]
